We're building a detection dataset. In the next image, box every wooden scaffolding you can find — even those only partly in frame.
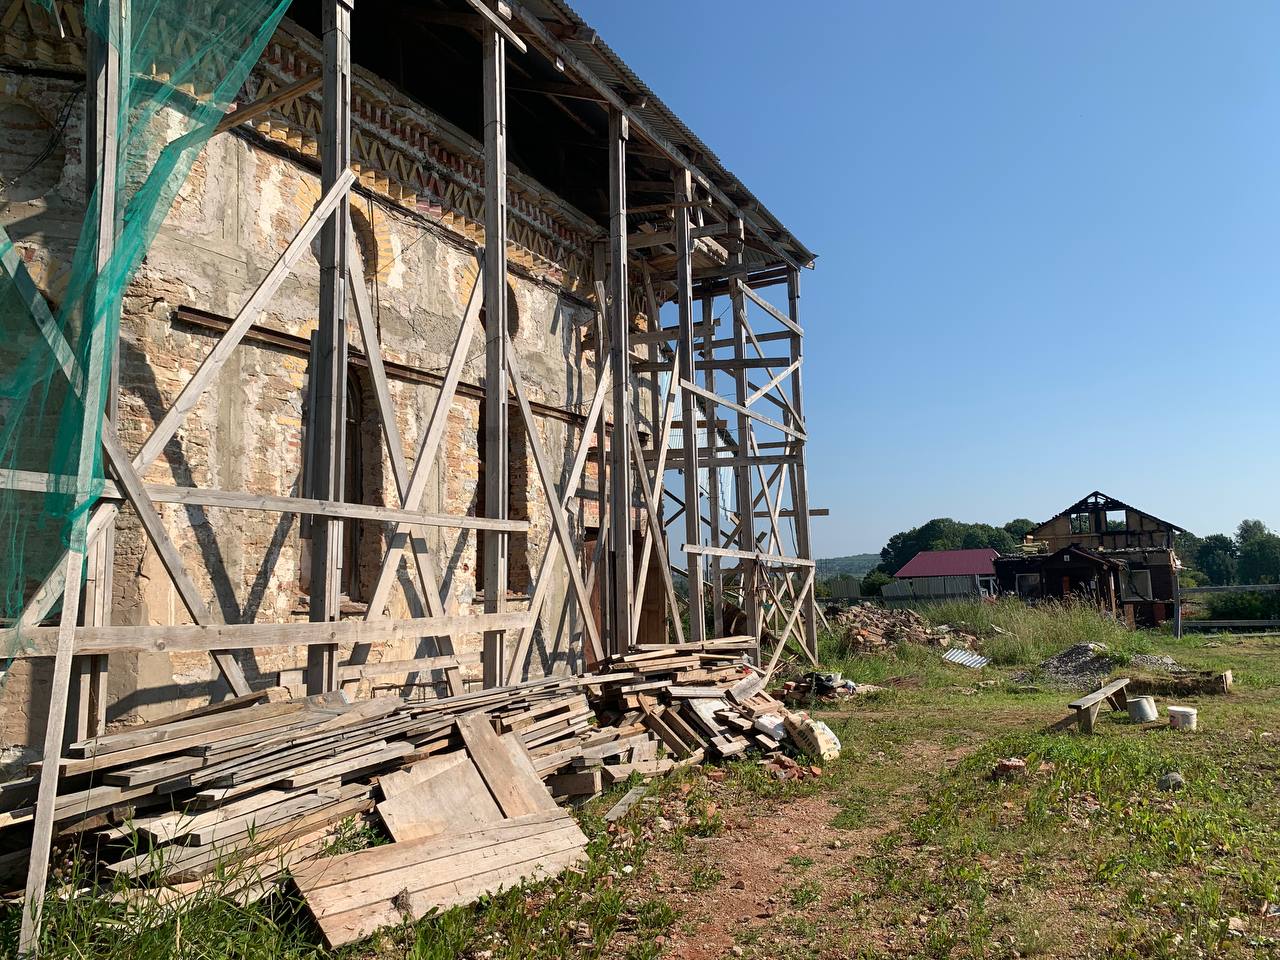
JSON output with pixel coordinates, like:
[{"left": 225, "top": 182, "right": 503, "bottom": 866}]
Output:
[{"left": 1, "top": 0, "right": 820, "bottom": 949}]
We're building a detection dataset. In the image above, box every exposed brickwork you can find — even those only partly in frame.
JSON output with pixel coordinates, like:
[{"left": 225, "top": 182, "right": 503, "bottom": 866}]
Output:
[{"left": 0, "top": 38, "right": 603, "bottom": 748}]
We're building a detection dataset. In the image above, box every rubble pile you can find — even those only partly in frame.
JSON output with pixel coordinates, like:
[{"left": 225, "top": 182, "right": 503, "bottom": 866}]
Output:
[{"left": 830, "top": 603, "right": 980, "bottom": 654}]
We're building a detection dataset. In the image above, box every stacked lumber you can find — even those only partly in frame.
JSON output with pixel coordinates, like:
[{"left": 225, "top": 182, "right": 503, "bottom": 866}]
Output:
[
  {"left": 0, "top": 651, "right": 830, "bottom": 946},
  {"left": 589, "top": 637, "right": 795, "bottom": 771},
  {"left": 0, "top": 678, "right": 592, "bottom": 896}
]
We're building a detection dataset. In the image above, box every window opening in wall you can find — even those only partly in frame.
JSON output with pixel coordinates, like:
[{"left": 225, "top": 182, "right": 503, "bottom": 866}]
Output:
[
  {"left": 475, "top": 399, "right": 530, "bottom": 597},
  {"left": 1069, "top": 512, "right": 1091, "bottom": 535},
  {"left": 342, "top": 373, "right": 363, "bottom": 601},
  {"left": 1105, "top": 509, "right": 1126, "bottom": 532},
  {"left": 1122, "top": 568, "right": 1153, "bottom": 601},
  {"left": 1016, "top": 572, "right": 1043, "bottom": 599}
]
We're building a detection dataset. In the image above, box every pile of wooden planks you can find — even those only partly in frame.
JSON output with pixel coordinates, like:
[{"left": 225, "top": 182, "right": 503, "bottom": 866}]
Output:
[
  {"left": 589, "top": 637, "right": 797, "bottom": 772},
  {"left": 296, "top": 711, "right": 588, "bottom": 948},
  {"left": 0, "top": 677, "right": 593, "bottom": 896},
  {"left": 0, "top": 654, "right": 821, "bottom": 946}
]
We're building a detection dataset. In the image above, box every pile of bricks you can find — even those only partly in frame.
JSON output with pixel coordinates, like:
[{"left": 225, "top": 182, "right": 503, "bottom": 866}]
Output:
[{"left": 829, "top": 603, "right": 979, "bottom": 654}]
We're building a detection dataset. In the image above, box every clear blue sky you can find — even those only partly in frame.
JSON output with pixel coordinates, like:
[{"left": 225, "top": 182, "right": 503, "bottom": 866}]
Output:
[{"left": 574, "top": 0, "right": 1280, "bottom": 557}]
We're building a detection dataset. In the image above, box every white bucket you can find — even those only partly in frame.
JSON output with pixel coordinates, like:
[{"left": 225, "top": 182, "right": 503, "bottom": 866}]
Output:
[
  {"left": 1128, "top": 696, "right": 1158, "bottom": 723},
  {"left": 1168, "top": 705, "right": 1198, "bottom": 731}
]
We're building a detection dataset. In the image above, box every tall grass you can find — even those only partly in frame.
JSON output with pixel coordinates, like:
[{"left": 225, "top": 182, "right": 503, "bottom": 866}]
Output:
[
  {"left": 917, "top": 597, "right": 1146, "bottom": 665},
  {"left": 820, "top": 597, "right": 1146, "bottom": 673}
]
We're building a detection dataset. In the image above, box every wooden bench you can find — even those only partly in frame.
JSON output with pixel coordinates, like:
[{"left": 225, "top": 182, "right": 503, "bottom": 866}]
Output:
[{"left": 1067, "top": 677, "right": 1131, "bottom": 734}]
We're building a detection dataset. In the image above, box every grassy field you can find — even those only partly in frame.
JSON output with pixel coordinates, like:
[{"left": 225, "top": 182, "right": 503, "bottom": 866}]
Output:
[{"left": 5, "top": 606, "right": 1279, "bottom": 959}]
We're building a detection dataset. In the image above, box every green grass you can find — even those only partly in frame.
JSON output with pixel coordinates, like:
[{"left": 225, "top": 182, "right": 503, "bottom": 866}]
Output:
[{"left": 8, "top": 601, "right": 1279, "bottom": 959}]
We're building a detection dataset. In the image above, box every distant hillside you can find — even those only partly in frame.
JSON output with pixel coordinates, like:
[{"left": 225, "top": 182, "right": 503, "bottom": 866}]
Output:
[{"left": 816, "top": 554, "right": 881, "bottom": 579}]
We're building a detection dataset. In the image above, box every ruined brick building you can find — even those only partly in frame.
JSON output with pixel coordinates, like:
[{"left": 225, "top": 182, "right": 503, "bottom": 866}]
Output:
[{"left": 0, "top": 0, "right": 819, "bottom": 766}]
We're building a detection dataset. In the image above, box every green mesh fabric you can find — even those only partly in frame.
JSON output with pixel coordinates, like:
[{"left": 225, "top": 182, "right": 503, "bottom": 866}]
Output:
[{"left": 0, "top": 0, "right": 290, "bottom": 645}]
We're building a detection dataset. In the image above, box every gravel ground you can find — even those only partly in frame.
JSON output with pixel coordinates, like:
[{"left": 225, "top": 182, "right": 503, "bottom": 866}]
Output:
[{"left": 1019, "top": 643, "right": 1185, "bottom": 688}]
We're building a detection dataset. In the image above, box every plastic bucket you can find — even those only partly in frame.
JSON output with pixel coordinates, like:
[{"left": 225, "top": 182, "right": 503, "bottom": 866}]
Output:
[
  {"left": 1168, "top": 705, "right": 1198, "bottom": 731},
  {"left": 1127, "top": 696, "right": 1158, "bottom": 723}
]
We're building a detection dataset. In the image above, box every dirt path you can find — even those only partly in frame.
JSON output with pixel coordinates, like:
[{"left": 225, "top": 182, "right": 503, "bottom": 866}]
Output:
[{"left": 615, "top": 740, "right": 962, "bottom": 960}]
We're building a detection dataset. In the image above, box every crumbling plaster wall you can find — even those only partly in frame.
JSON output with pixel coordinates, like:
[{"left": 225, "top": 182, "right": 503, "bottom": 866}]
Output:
[{"left": 0, "top": 56, "right": 601, "bottom": 751}]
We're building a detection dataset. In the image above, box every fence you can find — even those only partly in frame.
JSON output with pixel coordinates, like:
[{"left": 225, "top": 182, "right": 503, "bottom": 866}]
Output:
[
  {"left": 1176, "top": 582, "right": 1280, "bottom": 637},
  {"left": 880, "top": 575, "right": 982, "bottom": 608}
]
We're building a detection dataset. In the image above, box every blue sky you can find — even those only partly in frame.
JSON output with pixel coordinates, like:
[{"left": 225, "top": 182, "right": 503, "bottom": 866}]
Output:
[{"left": 574, "top": 1, "right": 1280, "bottom": 556}]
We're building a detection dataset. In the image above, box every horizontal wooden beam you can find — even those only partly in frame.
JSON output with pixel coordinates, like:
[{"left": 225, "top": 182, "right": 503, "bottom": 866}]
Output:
[
  {"left": 684, "top": 544, "right": 815, "bottom": 568},
  {"left": 6, "top": 612, "right": 534, "bottom": 657},
  {"left": 628, "top": 220, "right": 742, "bottom": 251},
  {"left": 0, "top": 471, "right": 529, "bottom": 532},
  {"left": 631, "top": 321, "right": 715, "bottom": 345},
  {"left": 632, "top": 356, "right": 790, "bottom": 374},
  {"left": 753, "top": 508, "right": 829, "bottom": 518},
  {"left": 337, "top": 652, "right": 482, "bottom": 683}
]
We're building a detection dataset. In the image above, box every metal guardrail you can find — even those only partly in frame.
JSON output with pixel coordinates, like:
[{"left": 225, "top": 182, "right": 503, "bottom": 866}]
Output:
[{"left": 1180, "top": 583, "right": 1280, "bottom": 596}]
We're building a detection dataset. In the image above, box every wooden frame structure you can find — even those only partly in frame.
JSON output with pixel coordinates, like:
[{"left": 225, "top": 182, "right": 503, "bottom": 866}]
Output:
[{"left": 0, "top": 0, "right": 820, "bottom": 949}]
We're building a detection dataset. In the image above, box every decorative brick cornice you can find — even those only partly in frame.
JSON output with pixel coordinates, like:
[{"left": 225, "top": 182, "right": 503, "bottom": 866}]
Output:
[
  {"left": 0, "top": 8, "right": 602, "bottom": 291},
  {"left": 241, "top": 22, "right": 601, "bottom": 291}
]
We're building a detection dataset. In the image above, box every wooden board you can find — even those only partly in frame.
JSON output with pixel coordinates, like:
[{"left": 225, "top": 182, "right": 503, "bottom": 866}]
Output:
[
  {"left": 294, "top": 811, "right": 587, "bottom": 948},
  {"left": 378, "top": 751, "right": 469, "bottom": 801},
  {"left": 455, "top": 713, "right": 558, "bottom": 817},
  {"left": 377, "top": 757, "right": 501, "bottom": 842}
]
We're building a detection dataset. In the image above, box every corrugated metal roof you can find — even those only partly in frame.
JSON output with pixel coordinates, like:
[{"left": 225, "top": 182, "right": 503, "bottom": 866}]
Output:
[
  {"left": 521, "top": 0, "right": 816, "bottom": 272},
  {"left": 894, "top": 549, "right": 1000, "bottom": 579},
  {"left": 943, "top": 648, "right": 990, "bottom": 670}
]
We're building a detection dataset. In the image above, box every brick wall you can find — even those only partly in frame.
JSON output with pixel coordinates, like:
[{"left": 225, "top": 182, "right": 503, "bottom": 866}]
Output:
[{"left": 0, "top": 43, "right": 603, "bottom": 753}]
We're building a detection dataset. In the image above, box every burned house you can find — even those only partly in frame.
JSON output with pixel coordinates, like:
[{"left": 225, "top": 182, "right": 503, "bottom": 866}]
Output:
[{"left": 994, "top": 491, "right": 1183, "bottom": 625}]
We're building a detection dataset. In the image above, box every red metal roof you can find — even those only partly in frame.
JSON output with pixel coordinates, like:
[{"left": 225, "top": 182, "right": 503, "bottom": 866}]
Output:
[{"left": 894, "top": 548, "right": 999, "bottom": 579}]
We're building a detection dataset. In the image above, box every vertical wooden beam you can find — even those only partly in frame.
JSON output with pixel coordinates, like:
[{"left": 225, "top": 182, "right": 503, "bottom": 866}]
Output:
[
  {"left": 481, "top": 22, "right": 509, "bottom": 687},
  {"left": 729, "top": 271, "right": 759, "bottom": 642},
  {"left": 305, "top": 0, "right": 352, "bottom": 694},
  {"left": 591, "top": 252, "right": 611, "bottom": 661},
  {"left": 785, "top": 269, "right": 817, "bottom": 658},
  {"left": 20, "top": 1, "right": 122, "bottom": 938},
  {"left": 74, "top": 1, "right": 124, "bottom": 742},
  {"left": 674, "top": 169, "right": 704, "bottom": 644},
  {"left": 703, "top": 296, "right": 724, "bottom": 639},
  {"left": 606, "top": 109, "right": 632, "bottom": 657}
]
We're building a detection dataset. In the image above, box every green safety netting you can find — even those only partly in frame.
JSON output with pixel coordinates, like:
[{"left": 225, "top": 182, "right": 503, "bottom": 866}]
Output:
[{"left": 0, "top": 0, "right": 291, "bottom": 650}]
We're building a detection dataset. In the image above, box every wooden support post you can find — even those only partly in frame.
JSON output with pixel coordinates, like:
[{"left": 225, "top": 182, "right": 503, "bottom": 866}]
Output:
[
  {"left": 305, "top": 0, "right": 352, "bottom": 694},
  {"left": 729, "top": 271, "right": 759, "bottom": 642},
  {"left": 1173, "top": 573, "right": 1183, "bottom": 640},
  {"left": 674, "top": 169, "right": 704, "bottom": 644},
  {"left": 74, "top": 2, "right": 124, "bottom": 743},
  {"left": 20, "top": 0, "right": 121, "bottom": 935},
  {"left": 481, "top": 21, "right": 510, "bottom": 687},
  {"left": 785, "top": 269, "right": 818, "bottom": 658},
  {"left": 607, "top": 108, "right": 632, "bottom": 657},
  {"left": 591, "top": 251, "right": 611, "bottom": 661},
  {"left": 703, "top": 296, "right": 724, "bottom": 639}
]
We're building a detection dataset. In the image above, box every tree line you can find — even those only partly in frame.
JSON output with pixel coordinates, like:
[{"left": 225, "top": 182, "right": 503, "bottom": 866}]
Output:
[
  {"left": 1177, "top": 520, "right": 1280, "bottom": 587},
  {"left": 856, "top": 517, "right": 1036, "bottom": 596},
  {"left": 839, "top": 515, "right": 1280, "bottom": 599}
]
